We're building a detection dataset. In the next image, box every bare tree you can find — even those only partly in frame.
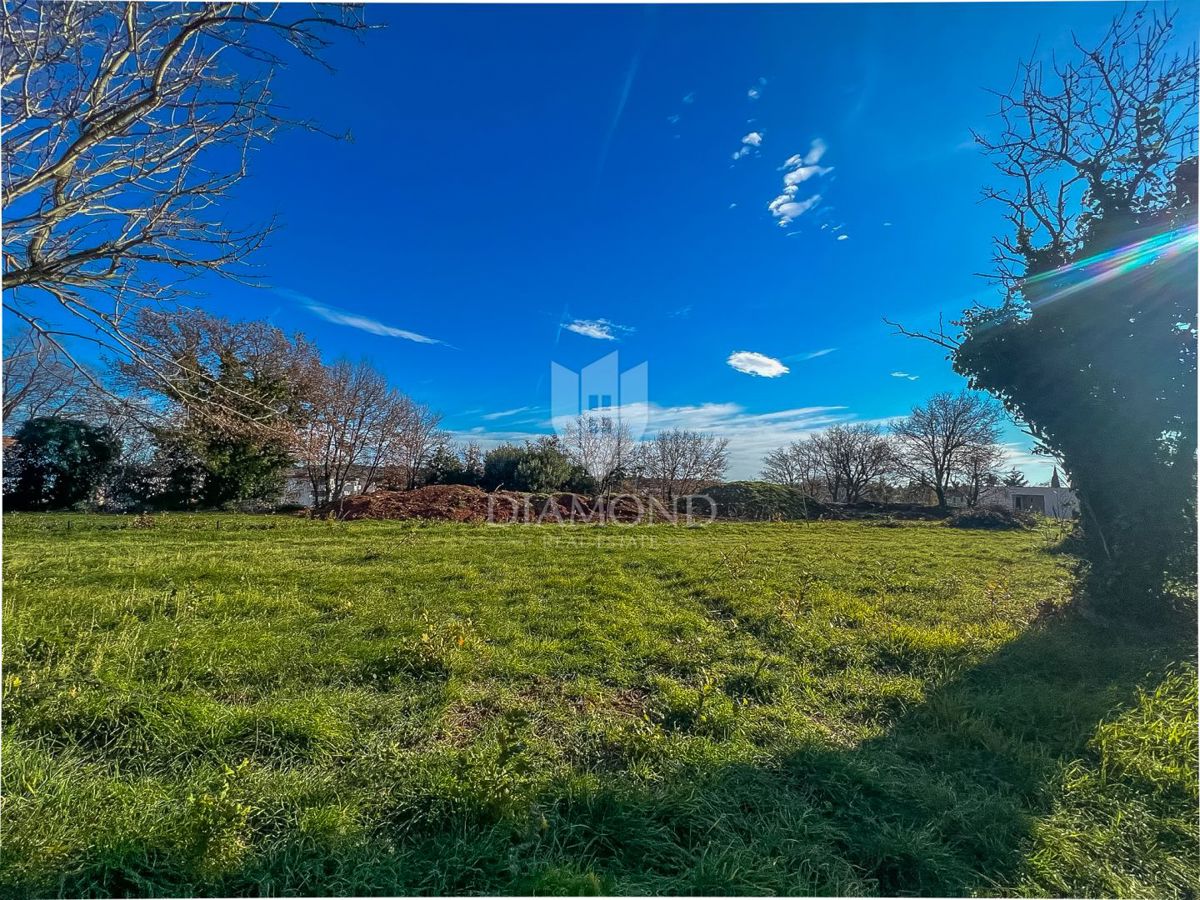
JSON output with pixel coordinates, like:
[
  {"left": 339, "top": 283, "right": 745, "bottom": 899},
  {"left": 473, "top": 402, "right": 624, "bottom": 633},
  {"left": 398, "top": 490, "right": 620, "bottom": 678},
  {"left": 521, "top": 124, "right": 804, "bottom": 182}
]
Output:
[
  {"left": 561, "top": 413, "right": 636, "bottom": 494},
  {"left": 2, "top": 326, "right": 93, "bottom": 421},
  {"left": 976, "top": 7, "right": 1197, "bottom": 294},
  {"left": 387, "top": 399, "right": 444, "bottom": 490},
  {"left": 813, "top": 424, "right": 893, "bottom": 504},
  {"left": 957, "top": 443, "right": 1006, "bottom": 507},
  {"left": 1, "top": 2, "right": 365, "bottom": 391},
  {"left": 638, "top": 428, "right": 729, "bottom": 503},
  {"left": 296, "top": 359, "right": 409, "bottom": 508},
  {"left": 892, "top": 391, "right": 1003, "bottom": 508},
  {"left": 760, "top": 439, "right": 825, "bottom": 497},
  {"left": 884, "top": 6, "right": 1198, "bottom": 351}
]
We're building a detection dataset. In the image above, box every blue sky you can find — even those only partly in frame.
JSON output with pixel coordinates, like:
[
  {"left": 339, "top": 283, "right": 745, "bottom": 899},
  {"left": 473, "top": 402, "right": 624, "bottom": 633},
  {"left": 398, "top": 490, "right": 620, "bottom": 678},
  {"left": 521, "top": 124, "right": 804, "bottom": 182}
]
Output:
[{"left": 62, "top": 3, "right": 1200, "bottom": 479}]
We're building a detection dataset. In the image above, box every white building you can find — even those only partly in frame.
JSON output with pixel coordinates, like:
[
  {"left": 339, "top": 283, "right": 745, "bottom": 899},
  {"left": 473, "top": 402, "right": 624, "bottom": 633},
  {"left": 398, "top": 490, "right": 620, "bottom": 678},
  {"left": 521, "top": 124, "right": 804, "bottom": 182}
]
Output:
[
  {"left": 280, "top": 470, "right": 379, "bottom": 508},
  {"left": 979, "top": 470, "right": 1079, "bottom": 519}
]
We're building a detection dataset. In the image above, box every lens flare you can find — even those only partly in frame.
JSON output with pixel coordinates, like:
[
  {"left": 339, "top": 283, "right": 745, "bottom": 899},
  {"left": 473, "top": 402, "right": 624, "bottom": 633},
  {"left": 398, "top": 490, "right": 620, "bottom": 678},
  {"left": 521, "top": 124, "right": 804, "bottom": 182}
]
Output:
[{"left": 1022, "top": 222, "right": 1198, "bottom": 310}]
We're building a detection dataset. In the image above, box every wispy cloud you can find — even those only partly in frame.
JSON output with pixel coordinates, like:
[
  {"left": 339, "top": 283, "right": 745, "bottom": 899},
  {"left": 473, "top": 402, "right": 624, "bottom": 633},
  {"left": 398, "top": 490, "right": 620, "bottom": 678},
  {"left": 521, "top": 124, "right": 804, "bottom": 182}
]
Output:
[
  {"left": 891, "top": 371, "right": 919, "bottom": 381},
  {"left": 563, "top": 318, "right": 632, "bottom": 341},
  {"left": 482, "top": 406, "right": 538, "bottom": 421},
  {"left": 837, "top": 234, "right": 849, "bottom": 241},
  {"left": 727, "top": 351, "right": 789, "bottom": 378},
  {"left": 767, "top": 192, "right": 821, "bottom": 227},
  {"left": 783, "top": 164, "right": 832, "bottom": 186},
  {"left": 731, "top": 130, "right": 764, "bottom": 162},
  {"left": 279, "top": 289, "right": 447, "bottom": 346},
  {"left": 597, "top": 50, "right": 642, "bottom": 178},
  {"left": 682, "top": 91, "right": 695, "bottom": 104},
  {"left": 463, "top": 400, "right": 887, "bottom": 480},
  {"left": 559, "top": 401, "right": 859, "bottom": 479},
  {"left": 769, "top": 139, "right": 837, "bottom": 229},
  {"left": 768, "top": 139, "right": 834, "bottom": 228},
  {"left": 800, "top": 348, "right": 837, "bottom": 360}
]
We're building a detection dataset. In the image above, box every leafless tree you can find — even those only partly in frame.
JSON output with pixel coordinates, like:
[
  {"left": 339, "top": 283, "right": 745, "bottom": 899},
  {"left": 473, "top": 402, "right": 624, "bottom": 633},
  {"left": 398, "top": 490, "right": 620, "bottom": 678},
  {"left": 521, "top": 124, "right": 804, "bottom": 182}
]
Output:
[
  {"left": 2, "top": 325, "right": 94, "bottom": 421},
  {"left": 956, "top": 442, "right": 1007, "bottom": 507},
  {"left": 1, "top": 2, "right": 365, "bottom": 393},
  {"left": 561, "top": 413, "right": 636, "bottom": 494},
  {"left": 296, "top": 359, "right": 409, "bottom": 508},
  {"left": 976, "top": 5, "right": 1197, "bottom": 291},
  {"left": 885, "top": 6, "right": 1198, "bottom": 348},
  {"left": 389, "top": 398, "right": 444, "bottom": 490},
  {"left": 637, "top": 428, "right": 729, "bottom": 503},
  {"left": 813, "top": 424, "right": 894, "bottom": 504},
  {"left": 892, "top": 391, "right": 1003, "bottom": 507},
  {"left": 760, "top": 439, "right": 825, "bottom": 497}
]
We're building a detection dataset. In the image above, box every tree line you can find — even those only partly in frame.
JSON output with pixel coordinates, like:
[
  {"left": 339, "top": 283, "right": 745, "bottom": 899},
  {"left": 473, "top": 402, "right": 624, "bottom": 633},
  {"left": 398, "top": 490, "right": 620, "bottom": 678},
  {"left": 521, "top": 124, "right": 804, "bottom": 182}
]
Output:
[
  {"left": 759, "top": 390, "right": 1030, "bottom": 507},
  {"left": 1, "top": 307, "right": 736, "bottom": 510}
]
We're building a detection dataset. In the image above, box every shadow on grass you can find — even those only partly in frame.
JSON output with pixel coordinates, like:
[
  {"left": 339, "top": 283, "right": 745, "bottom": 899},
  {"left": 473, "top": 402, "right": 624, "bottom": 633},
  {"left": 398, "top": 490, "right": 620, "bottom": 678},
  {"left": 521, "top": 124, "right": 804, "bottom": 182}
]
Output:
[
  {"left": 4, "top": 605, "right": 1194, "bottom": 897},
  {"left": 504, "top": 609, "right": 1193, "bottom": 896}
]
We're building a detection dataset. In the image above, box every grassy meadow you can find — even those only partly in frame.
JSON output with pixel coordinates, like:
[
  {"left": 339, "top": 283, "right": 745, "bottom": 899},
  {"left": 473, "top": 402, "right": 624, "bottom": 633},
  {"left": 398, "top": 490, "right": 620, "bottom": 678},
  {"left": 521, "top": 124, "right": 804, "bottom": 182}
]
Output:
[{"left": 1, "top": 513, "right": 1196, "bottom": 897}]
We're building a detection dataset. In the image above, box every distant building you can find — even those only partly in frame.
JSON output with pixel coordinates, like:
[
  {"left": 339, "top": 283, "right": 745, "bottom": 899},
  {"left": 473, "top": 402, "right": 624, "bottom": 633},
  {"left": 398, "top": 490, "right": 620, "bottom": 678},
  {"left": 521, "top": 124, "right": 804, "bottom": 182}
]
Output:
[
  {"left": 979, "top": 469, "right": 1079, "bottom": 518},
  {"left": 281, "top": 468, "right": 382, "bottom": 508}
]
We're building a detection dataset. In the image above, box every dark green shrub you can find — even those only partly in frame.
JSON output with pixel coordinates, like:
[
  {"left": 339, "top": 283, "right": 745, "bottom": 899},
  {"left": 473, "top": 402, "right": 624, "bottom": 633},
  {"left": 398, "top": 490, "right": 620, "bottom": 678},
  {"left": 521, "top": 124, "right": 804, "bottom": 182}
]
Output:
[{"left": 946, "top": 505, "right": 1034, "bottom": 530}]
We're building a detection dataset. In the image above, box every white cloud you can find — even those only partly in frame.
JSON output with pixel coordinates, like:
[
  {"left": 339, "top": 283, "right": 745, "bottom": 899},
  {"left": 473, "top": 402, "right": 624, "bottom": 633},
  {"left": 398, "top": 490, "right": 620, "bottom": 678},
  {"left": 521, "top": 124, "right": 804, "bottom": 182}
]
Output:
[
  {"left": 837, "top": 234, "right": 849, "bottom": 241},
  {"left": 882, "top": 221, "right": 893, "bottom": 226},
  {"left": 732, "top": 146, "right": 752, "bottom": 161},
  {"left": 563, "top": 318, "right": 631, "bottom": 341},
  {"left": 297, "top": 297, "right": 446, "bottom": 345},
  {"left": 768, "top": 193, "right": 821, "bottom": 227},
  {"left": 891, "top": 371, "right": 919, "bottom": 381},
  {"left": 682, "top": 91, "right": 695, "bottom": 104},
  {"left": 783, "top": 164, "right": 833, "bottom": 186},
  {"left": 667, "top": 114, "right": 681, "bottom": 124},
  {"left": 727, "top": 351, "right": 789, "bottom": 378},
  {"left": 747, "top": 87, "right": 761, "bottom": 100},
  {"left": 741, "top": 131, "right": 763, "bottom": 146},
  {"left": 769, "top": 139, "right": 834, "bottom": 228},
  {"left": 482, "top": 406, "right": 538, "bottom": 421}
]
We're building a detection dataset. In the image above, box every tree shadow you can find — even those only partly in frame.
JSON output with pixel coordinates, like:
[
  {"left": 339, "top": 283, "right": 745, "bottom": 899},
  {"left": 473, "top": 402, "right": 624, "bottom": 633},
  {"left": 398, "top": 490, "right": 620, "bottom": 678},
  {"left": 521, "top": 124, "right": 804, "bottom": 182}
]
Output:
[
  {"left": 4, "top": 601, "right": 1194, "bottom": 897},
  {"left": 513, "top": 607, "right": 1195, "bottom": 895}
]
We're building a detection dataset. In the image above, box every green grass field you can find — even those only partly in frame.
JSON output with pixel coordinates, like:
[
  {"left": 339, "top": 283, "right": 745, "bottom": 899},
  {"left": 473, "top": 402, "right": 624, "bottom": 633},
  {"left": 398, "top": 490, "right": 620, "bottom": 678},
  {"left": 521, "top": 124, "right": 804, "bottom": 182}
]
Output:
[{"left": 2, "top": 514, "right": 1195, "bottom": 897}]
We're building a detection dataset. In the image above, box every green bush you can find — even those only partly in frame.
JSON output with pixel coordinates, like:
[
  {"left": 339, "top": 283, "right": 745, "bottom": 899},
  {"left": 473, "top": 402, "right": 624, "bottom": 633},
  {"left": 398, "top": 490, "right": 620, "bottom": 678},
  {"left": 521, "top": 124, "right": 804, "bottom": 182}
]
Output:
[{"left": 946, "top": 505, "right": 1034, "bottom": 530}]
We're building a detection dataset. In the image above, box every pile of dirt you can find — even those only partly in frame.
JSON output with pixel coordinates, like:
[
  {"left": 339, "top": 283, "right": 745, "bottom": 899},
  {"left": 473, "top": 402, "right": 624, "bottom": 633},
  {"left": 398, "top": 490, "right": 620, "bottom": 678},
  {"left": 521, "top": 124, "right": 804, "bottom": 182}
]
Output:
[{"left": 323, "top": 485, "right": 510, "bottom": 522}]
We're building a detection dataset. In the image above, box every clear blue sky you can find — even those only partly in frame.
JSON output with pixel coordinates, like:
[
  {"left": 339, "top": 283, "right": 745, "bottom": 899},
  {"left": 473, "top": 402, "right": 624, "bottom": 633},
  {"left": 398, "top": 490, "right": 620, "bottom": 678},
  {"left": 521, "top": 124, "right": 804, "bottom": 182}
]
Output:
[{"left": 125, "top": 3, "right": 1200, "bottom": 479}]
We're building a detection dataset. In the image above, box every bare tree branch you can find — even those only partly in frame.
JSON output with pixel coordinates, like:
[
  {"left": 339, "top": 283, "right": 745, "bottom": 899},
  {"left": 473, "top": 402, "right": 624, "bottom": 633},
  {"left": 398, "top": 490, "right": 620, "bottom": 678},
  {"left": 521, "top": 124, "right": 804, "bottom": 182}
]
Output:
[{"left": 1, "top": 1, "right": 368, "bottom": 401}]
